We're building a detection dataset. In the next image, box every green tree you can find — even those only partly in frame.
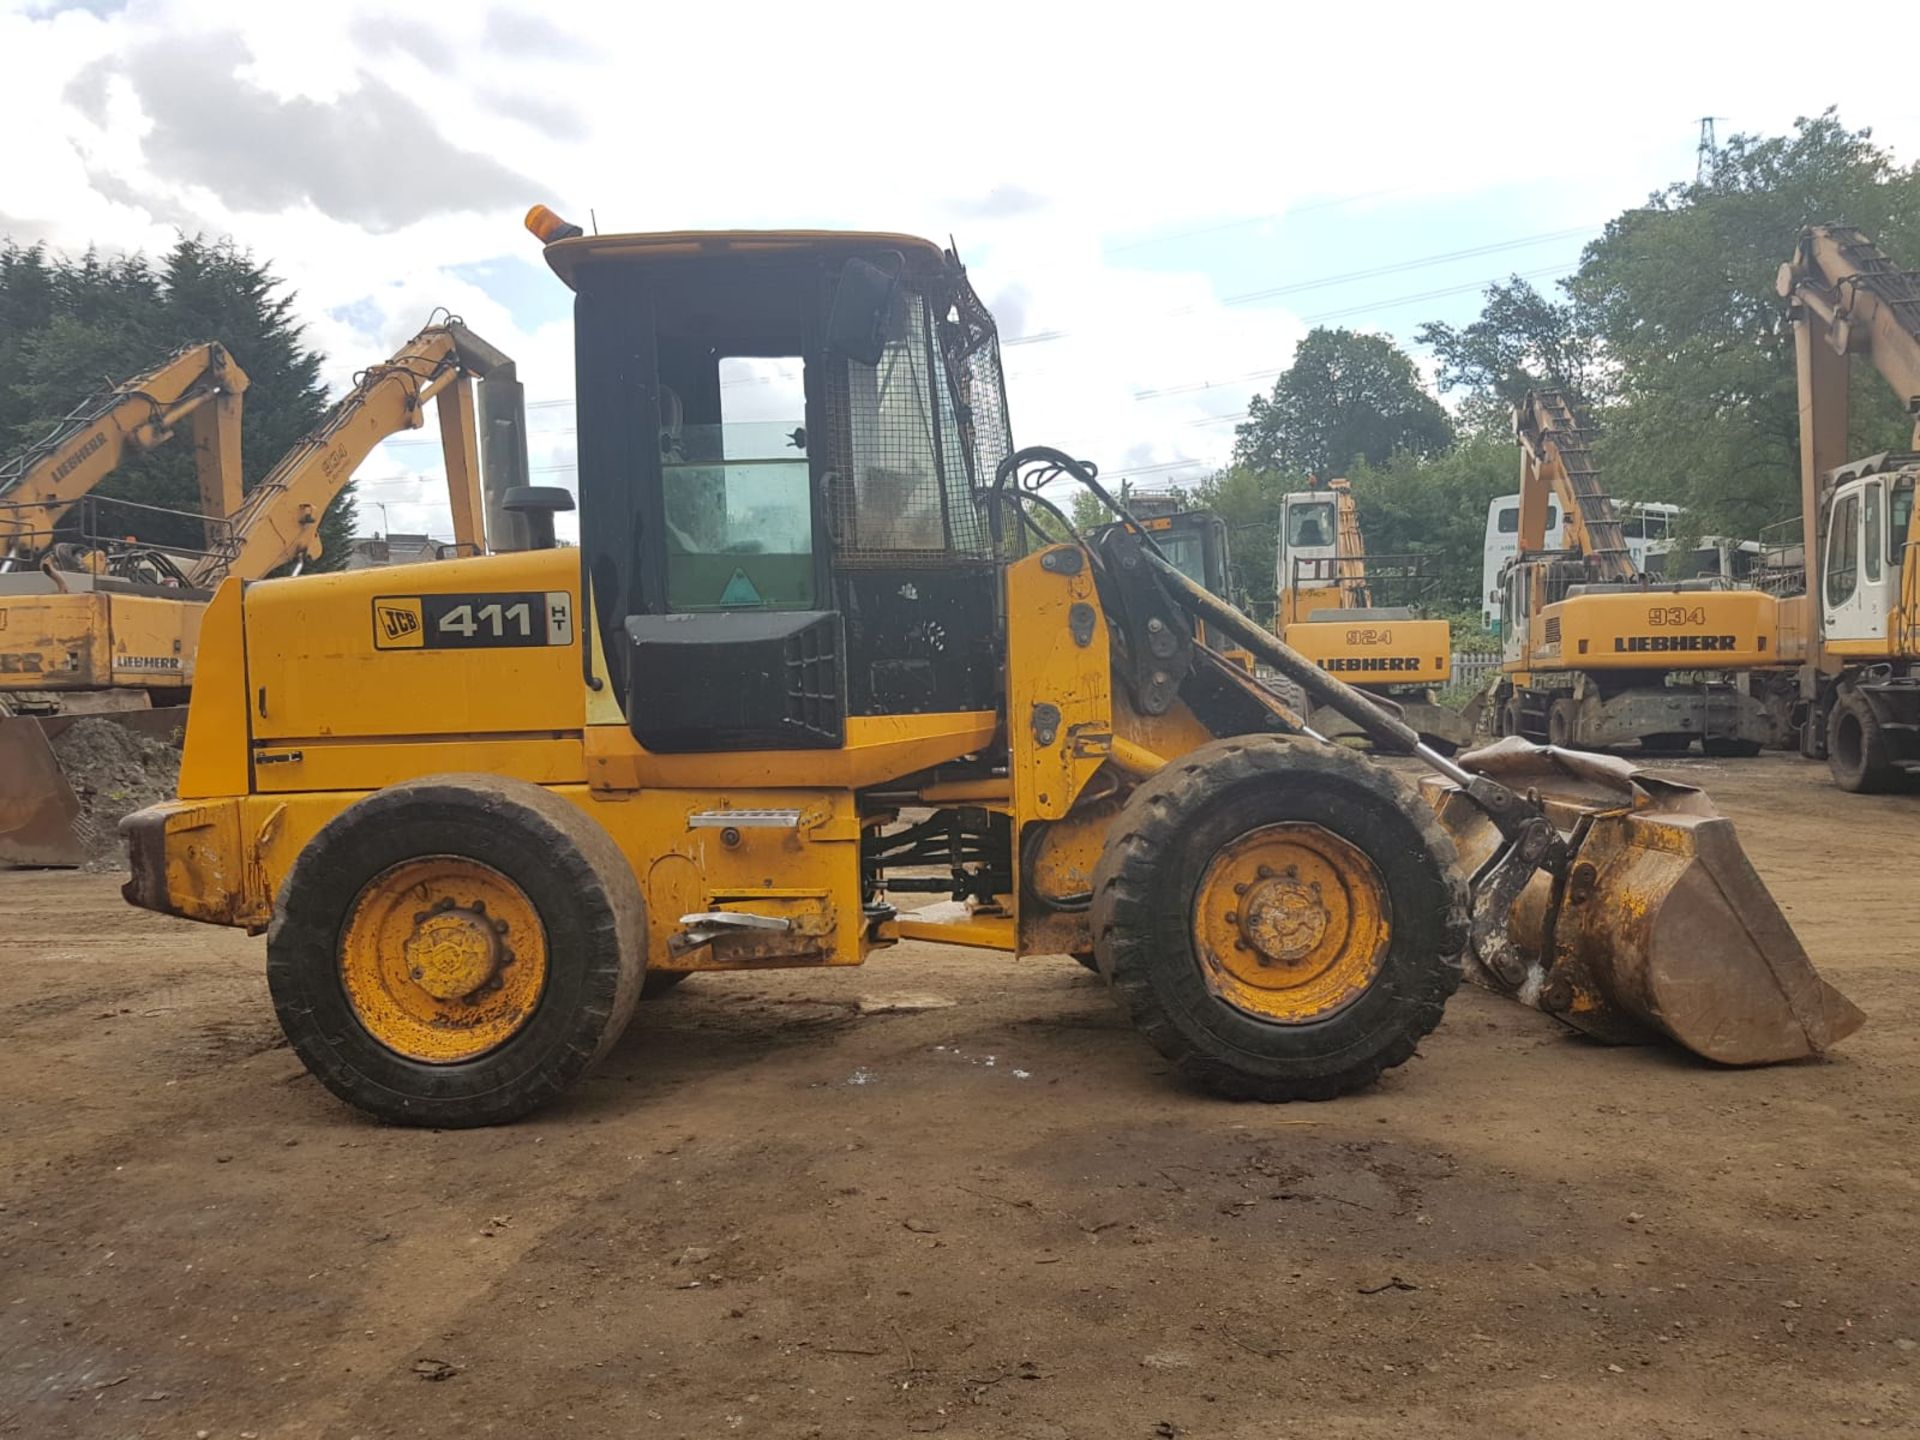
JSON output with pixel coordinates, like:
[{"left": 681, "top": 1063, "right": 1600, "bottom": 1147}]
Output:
[
  {"left": 1569, "top": 110, "right": 1920, "bottom": 539},
  {"left": 1425, "top": 111, "right": 1920, "bottom": 543},
  {"left": 1233, "top": 327, "right": 1453, "bottom": 477},
  {"left": 1345, "top": 436, "right": 1518, "bottom": 614},
  {"left": 1193, "top": 463, "right": 1296, "bottom": 621},
  {"left": 0, "top": 235, "right": 351, "bottom": 570},
  {"left": 1415, "top": 277, "right": 1599, "bottom": 432}
]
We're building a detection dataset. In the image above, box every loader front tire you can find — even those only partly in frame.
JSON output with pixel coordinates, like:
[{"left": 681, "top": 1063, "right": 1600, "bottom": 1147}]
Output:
[
  {"left": 267, "top": 774, "right": 646, "bottom": 1127},
  {"left": 1091, "top": 736, "right": 1466, "bottom": 1101}
]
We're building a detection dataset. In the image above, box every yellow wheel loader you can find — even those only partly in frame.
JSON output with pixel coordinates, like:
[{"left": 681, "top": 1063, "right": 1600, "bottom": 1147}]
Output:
[{"left": 119, "top": 217, "right": 1861, "bottom": 1126}]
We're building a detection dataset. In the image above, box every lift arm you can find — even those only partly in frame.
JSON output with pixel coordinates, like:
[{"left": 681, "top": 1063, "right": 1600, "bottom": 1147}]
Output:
[
  {"left": 186, "top": 322, "right": 519, "bottom": 587},
  {"left": 0, "top": 342, "right": 248, "bottom": 566},
  {"left": 1513, "top": 389, "right": 1633, "bottom": 579}
]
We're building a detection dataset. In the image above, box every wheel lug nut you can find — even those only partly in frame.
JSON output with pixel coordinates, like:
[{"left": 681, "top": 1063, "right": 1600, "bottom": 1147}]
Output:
[
  {"left": 1233, "top": 883, "right": 1248, "bottom": 896},
  {"left": 1224, "top": 912, "right": 1238, "bottom": 925},
  {"left": 493, "top": 918, "right": 509, "bottom": 934},
  {"left": 1256, "top": 865, "right": 1274, "bottom": 879},
  {"left": 409, "top": 967, "right": 423, "bottom": 980}
]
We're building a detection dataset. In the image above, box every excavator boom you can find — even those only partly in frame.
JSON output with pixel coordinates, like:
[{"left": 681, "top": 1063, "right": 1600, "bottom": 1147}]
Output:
[
  {"left": 1514, "top": 389, "right": 1634, "bottom": 579},
  {"left": 0, "top": 342, "right": 248, "bottom": 564},
  {"left": 186, "top": 322, "right": 518, "bottom": 587}
]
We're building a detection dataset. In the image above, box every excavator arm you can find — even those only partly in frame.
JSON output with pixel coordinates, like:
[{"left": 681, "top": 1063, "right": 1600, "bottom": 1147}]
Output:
[
  {"left": 1777, "top": 226, "right": 1920, "bottom": 641},
  {"left": 0, "top": 342, "right": 248, "bottom": 565},
  {"left": 186, "top": 321, "right": 519, "bottom": 587},
  {"left": 1513, "top": 389, "right": 1634, "bottom": 579}
]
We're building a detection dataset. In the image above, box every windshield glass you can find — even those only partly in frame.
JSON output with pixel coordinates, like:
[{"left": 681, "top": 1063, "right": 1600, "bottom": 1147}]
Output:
[{"left": 1287, "top": 501, "right": 1335, "bottom": 548}]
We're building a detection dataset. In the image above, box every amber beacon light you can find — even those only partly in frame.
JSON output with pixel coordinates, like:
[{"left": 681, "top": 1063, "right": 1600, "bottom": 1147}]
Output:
[{"left": 525, "top": 204, "right": 584, "bottom": 243}]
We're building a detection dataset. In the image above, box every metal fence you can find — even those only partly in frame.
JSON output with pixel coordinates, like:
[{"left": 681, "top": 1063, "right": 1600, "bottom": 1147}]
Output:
[{"left": 1446, "top": 649, "right": 1502, "bottom": 700}]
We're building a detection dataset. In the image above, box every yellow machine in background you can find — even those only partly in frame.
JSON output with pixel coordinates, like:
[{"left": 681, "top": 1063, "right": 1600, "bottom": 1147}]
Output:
[
  {"left": 1491, "top": 390, "right": 1786, "bottom": 755},
  {"left": 0, "top": 321, "right": 526, "bottom": 866},
  {"left": 0, "top": 341, "right": 249, "bottom": 568},
  {"left": 1777, "top": 226, "right": 1920, "bottom": 791},
  {"left": 119, "top": 217, "right": 1858, "bottom": 1128},
  {"left": 1272, "top": 478, "right": 1468, "bottom": 751}
]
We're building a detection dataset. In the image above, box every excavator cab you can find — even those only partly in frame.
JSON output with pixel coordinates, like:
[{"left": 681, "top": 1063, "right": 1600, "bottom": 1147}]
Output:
[{"left": 117, "top": 218, "right": 1860, "bottom": 1128}]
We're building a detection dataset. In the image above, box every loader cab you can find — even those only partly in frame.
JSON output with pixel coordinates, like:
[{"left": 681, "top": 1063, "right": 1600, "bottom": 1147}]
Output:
[
  {"left": 544, "top": 231, "right": 1013, "bottom": 751},
  {"left": 1821, "top": 456, "right": 1916, "bottom": 648}
]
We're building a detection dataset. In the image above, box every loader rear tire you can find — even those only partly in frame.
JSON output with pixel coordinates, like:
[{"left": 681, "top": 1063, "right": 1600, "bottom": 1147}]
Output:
[
  {"left": 1828, "top": 687, "right": 1899, "bottom": 793},
  {"left": 267, "top": 774, "right": 646, "bottom": 1128},
  {"left": 1090, "top": 736, "right": 1466, "bottom": 1102}
]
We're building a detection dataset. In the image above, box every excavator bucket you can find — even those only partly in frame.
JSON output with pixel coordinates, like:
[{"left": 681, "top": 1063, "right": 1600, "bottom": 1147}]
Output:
[
  {"left": 0, "top": 716, "right": 87, "bottom": 868},
  {"left": 1422, "top": 739, "right": 1864, "bottom": 1064}
]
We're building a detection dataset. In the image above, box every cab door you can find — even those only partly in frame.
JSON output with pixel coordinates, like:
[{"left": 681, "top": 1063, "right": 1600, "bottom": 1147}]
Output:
[{"left": 1824, "top": 482, "right": 1885, "bottom": 646}]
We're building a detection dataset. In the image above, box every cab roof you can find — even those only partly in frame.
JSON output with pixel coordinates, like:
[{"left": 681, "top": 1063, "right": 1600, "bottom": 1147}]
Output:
[{"left": 539, "top": 229, "right": 948, "bottom": 290}]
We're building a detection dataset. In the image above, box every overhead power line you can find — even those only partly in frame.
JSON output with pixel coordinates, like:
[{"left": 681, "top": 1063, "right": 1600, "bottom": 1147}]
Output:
[{"left": 1004, "top": 225, "right": 1596, "bottom": 347}]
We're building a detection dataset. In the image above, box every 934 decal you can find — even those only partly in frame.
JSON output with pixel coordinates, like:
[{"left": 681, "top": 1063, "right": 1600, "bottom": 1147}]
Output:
[{"left": 373, "top": 591, "right": 573, "bottom": 651}]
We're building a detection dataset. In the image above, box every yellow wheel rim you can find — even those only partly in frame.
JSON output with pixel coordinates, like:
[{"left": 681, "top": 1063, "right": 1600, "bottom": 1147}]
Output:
[
  {"left": 338, "top": 856, "right": 549, "bottom": 1064},
  {"left": 1191, "top": 823, "right": 1389, "bottom": 1024}
]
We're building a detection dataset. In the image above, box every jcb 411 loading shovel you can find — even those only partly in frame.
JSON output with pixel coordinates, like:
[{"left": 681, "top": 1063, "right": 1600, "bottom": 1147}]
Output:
[
  {"left": 1146, "top": 550, "right": 1864, "bottom": 1066},
  {"left": 1423, "top": 741, "right": 1864, "bottom": 1063}
]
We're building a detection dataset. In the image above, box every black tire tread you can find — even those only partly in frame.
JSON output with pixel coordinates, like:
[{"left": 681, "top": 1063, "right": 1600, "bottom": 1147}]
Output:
[
  {"left": 267, "top": 773, "right": 646, "bottom": 1128},
  {"left": 1828, "top": 686, "right": 1898, "bottom": 794},
  {"left": 1090, "top": 736, "right": 1467, "bottom": 1102}
]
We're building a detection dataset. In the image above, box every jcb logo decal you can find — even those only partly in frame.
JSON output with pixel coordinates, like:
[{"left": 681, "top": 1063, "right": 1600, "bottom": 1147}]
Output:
[{"left": 373, "top": 599, "right": 425, "bottom": 649}]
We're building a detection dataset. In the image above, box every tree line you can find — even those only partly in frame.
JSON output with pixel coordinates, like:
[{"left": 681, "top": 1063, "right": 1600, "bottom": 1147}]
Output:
[
  {"left": 0, "top": 237, "right": 352, "bottom": 568},
  {"left": 1165, "top": 110, "right": 1920, "bottom": 625}
]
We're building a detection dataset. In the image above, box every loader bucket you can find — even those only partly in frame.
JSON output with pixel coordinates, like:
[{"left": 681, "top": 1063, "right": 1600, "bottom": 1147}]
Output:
[
  {"left": 0, "top": 715, "right": 87, "bottom": 868},
  {"left": 1421, "top": 738, "right": 1863, "bottom": 1065}
]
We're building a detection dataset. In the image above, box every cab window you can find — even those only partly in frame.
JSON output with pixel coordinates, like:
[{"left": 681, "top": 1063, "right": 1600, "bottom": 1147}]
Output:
[
  {"left": 660, "top": 356, "right": 814, "bottom": 611},
  {"left": 1827, "top": 492, "right": 1859, "bottom": 607},
  {"left": 1288, "top": 501, "right": 1334, "bottom": 548},
  {"left": 1865, "top": 481, "right": 1883, "bottom": 584},
  {"left": 1496, "top": 506, "right": 1518, "bottom": 535},
  {"left": 1893, "top": 484, "right": 1914, "bottom": 569}
]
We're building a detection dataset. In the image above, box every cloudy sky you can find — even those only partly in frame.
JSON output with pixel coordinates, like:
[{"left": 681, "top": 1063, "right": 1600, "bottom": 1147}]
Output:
[{"left": 7, "top": 0, "right": 1920, "bottom": 544}]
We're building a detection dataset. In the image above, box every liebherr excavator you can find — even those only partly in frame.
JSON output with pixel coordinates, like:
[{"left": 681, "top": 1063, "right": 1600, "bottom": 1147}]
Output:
[
  {"left": 1490, "top": 390, "right": 1787, "bottom": 754},
  {"left": 117, "top": 215, "right": 1859, "bottom": 1128},
  {"left": 1272, "top": 478, "right": 1469, "bottom": 752},
  {"left": 1777, "top": 226, "right": 1920, "bottom": 791},
  {"left": 0, "top": 320, "right": 525, "bottom": 866},
  {"left": 0, "top": 340, "right": 250, "bottom": 570}
]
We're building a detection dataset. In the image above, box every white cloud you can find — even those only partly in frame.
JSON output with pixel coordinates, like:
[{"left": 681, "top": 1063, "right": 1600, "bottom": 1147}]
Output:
[{"left": 7, "top": 0, "right": 1920, "bottom": 543}]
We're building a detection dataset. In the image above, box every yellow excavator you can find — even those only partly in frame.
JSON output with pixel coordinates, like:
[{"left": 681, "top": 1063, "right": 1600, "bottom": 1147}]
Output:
[
  {"left": 0, "top": 320, "right": 525, "bottom": 865},
  {"left": 1777, "top": 226, "right": 1920, "bottom": 791},
  {"left": 117, "top": 215, "right": 1859, "bottom": 1128},
  {"left": 0, "top": 340, "right": 250, "bottom": 568},
  {"left": 1272, "top": 477, "right": 1469, "bottom": 752},
  {"left": 1489, "top": 390, "right": 1786, "bottom": 755}
]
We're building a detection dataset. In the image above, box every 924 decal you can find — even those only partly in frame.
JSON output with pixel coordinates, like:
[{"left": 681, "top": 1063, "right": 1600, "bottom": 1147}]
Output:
[{"left": 372, "top": 591, "right": 573, "bottom": 651}]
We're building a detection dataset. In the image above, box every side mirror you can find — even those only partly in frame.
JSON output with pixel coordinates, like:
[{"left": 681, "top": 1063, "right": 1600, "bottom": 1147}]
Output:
[
  {"left": 502, "top": 485, "right": 575, "bottom": 552},
  {"left": 826, "top": 256, "right": 900, "bottom": 366}
]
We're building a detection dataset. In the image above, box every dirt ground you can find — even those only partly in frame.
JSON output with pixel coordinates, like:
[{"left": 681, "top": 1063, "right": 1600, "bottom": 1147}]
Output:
[{"left": 2, "top": 754, "right": 1917, "bottom": 1440}]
